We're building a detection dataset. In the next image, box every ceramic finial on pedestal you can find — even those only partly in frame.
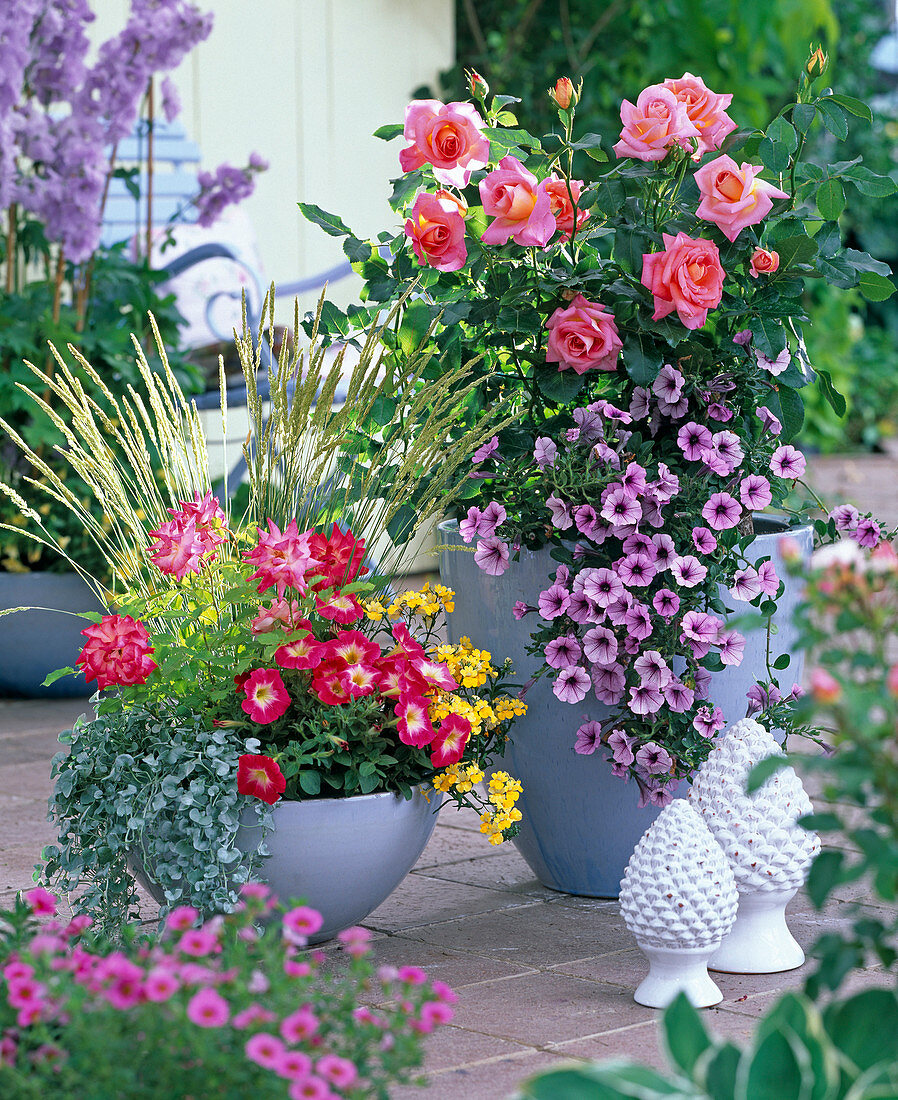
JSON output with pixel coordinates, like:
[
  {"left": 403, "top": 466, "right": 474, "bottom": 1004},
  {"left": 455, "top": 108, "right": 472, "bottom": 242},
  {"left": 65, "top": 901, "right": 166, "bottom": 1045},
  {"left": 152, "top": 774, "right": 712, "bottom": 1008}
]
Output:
[
  {"left": 688, "top": 717, "right": 820, "bottom": 974},
  {"left": 619, "top": 799, "right": 738, "bottom": 1008}
]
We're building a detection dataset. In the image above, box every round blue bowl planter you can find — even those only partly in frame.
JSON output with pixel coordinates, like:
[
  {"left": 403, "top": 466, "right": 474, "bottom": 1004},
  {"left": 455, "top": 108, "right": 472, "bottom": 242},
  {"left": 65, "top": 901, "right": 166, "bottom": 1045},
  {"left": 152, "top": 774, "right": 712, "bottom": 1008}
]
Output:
[
  {"left": 0, "top": 571, "right": 105, "bottom": 698},
  {"left": 438, "top": 517, "right": 813, "bottom": 898}
]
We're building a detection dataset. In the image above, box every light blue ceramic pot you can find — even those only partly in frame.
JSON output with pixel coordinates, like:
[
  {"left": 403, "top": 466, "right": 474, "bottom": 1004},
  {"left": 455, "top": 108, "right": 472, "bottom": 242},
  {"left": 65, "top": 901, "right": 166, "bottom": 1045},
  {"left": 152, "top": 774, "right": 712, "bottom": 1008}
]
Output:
[{"left": 439, "top": 517, "right": 813, "bottom": 898}]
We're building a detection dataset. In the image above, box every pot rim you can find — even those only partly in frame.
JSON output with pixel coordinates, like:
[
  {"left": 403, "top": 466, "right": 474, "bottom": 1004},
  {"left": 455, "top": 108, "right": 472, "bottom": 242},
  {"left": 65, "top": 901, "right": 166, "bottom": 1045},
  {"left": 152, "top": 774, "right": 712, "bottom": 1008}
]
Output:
[{"left": 265, "top": 785, "right": 436, "bottom": 811}]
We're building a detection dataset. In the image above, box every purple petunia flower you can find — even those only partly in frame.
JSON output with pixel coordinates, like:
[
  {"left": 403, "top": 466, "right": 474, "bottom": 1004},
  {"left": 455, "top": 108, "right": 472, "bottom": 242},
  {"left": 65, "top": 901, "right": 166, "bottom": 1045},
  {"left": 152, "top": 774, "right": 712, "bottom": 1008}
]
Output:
[
  {"left": 770, "top": 445, "right": 806, "bottom": 480},
  {"left": 616, "top": 553, "right": 657, "bottom": 588},
  {"left": 534, "top": 437, "right": 558, "bottom": 467},
  {"left": 606, "top": 594, "right": 634, "bottom": 626},
  {"left": 592, "top": 664, "right": 627, "bottom": 705},
  {"left": 628, "top": 683, "right": 664, "bottom": 716},
  {"left": 610, "top": 761, "right": 631, "bottom": 778},
  {"left": 574, "top": 504, "right": 602, "bottom": 540},
  {"left": 629, "top": 387, "right": 652, "bottom": 420},
  {"left": 652, "top": 588, "right": 680, "bottom": 618},
  {"left": 600, "top": 484, "right": 642, "bottom": 528},
  {"left": 746, "top": 683, "right": 782, "bottom": 715},
  {"left": 677, "top": 421, "right": 713, "bottom": 462},
  {"left": 716, "top": 628, "right": 746, "bottom": 667},
  {"left": 652, "top": 364, "right": 685, "bottom": 404},
  {"left": 658, "top": 394, "right": 689, "bottom": 419},
  {"left": 574, "top": 720, "right": 603, "bottom": 755},
  {"left": 538, "top": 583, "right": 571, "bottom": 620},
  {"left": 566, "top": 427, "right": 581, "bottom": 443},
  {"left": 757, "top": 560, "right": 780, "bottom": 598},
  {"left": 757, "top": 405, "right": 783, "bottom": 436},
  {"left": 472, "top": 436, "right": 500, "bottom": 463},
  {"left": 619, "top": 462, "right": 647, "bottom": 501},
  {"left": 740, "top": 474, "right": 772, "bottom": 511},
  {"left": 733, "top": 329, "right": 753, "bottom": 346},
  {"left": 623, "top": 602, "right": 653, "bottom": 641},
  {"left": 573, "top": 406, "right": 605, "bottom": 443},
  {"left": 580, "top": 567, "right": 625, "bottom": 608},
  {"left": 622, "top": 532, "right": 655, "bottom": 558},
  {"left": 633, "top": 649, "right": 671, "bottom": 688},
  {"left": 544, "top": 634, "right": 582, "bottom": 670},
  {"left": 693, "top": 667, "right": 712, "bottom": 700},
  {"left": 546, "top": 493, "right": 574, "bottom": 530},
  {"left": 693, "top": 704, "right": 724, "bottom": 739},
  {"left": 591, "top": 441, "right": 621, "bottom": 469},
  {"left": 480, "top": 501, "right": 506, "bottom": 535},
  {"left": 634, "top": 741, "right": 673, "bottom": 773},
  {"left": 582, "top": 625, "right": 618, "bottom": 666},
  {"left": 692, "top": 526, "right": 718, "bottom": 555},
  {"left": 651, "top": 533, "right": 677, "bottom": 569},
  {"left": 670, "top": 555, "right": 708, "bottom": 588},
  {"left": 709, "top": 431, "right": 744, "bottom": 474},
  {"left": 730, "top": 566, "right": 762, "bottom": 601},
  {"left": 474, "top": 536, "right": 510, "bottom": 575},
  {"left": 702, "top": 492, "right": 742, "bottom": 532},
  {"left": 644, "top": 781, "right": 675, "bottom": 808},
  {"left": 854, "top": 517, "right": 882, "bottom": 550},
  {"left": 756, "top": 348, "right": 791, "bottom": 376},
  {"left": 707, "top": 402, "right": 733, "bottom": 422},
  {"left": 566, "top": 589, "right": 600, "bottom": 624},
  {"left": 830, "top": 504, "right": 859, "bottom": 533},
  {"left": 459, "top": 506, "right": 484, "bottom": 543},
  {"left": 663, "top": 679, "right": 694, "bottom": 712},
  {"left": 607, "top": 728, "right": 636, "bottom": 765},
  {"left": 680, "top": 610, "right": 723, "bottom": 644},
  {"left": 553, "top": 665, "right": 592, "bottom": 704},
  {"left": 512, "top": 600, "right": 532, "bottom": 620}
]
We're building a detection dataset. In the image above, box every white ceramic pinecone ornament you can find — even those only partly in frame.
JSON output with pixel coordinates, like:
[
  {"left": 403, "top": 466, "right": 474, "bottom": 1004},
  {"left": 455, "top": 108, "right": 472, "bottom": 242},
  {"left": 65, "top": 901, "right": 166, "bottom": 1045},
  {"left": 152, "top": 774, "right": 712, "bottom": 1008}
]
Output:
[
  {"left": 688, "top": 717, "right": 820, "bottom": 974},
  {"left": 619, "top": 799, "right": 738, "bottom": 1008}
]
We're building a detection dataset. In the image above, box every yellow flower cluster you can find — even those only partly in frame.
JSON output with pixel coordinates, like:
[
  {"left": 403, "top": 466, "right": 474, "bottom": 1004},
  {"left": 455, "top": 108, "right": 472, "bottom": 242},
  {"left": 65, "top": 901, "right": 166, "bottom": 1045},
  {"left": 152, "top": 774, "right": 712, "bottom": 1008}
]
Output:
[
  {"left": 433, "top": 762, "right": 485, "bottom": 793},
  {"left": 428, "top": 691, "right": 527, "bottom": 737},
  {"left": 363, "top": 582, "right": 455, "bottom": 622},
  {"left": 431, "top": 637, "right": 495, "bottom": 688},
  {"left": 480, "top": 771, "right": 523, "bottom": 845}
]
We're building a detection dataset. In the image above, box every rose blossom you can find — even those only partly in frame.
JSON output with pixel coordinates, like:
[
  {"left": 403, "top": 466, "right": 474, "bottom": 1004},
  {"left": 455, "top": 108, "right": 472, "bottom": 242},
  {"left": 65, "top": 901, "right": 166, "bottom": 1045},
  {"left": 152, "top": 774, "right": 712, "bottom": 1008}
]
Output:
[
  {"left": 641, "top": 232, "right": 725, "bottom": 330},
  {"left": 662, "top": 72, "right": 736, "bottom": 155},
  {"left": 399, "top": 99, "right": 489, "bottom": 186},
  {"left": 694, "top": 156, "right": 789, "bottom": 241},
  {"left": 545, "top": 294, "right": 622, "bottom": 374},
  {"left": 480, "top": 155, "right": 555, "bottom": 246},
  {"left": 404, "top": 190, "right": 467, "bottom": 272},
  {"left": 613, "top": 83, "right": 698, "bottom": 161},
  {"left": 544, "top": 174, "right": 589, "bottom": 240},
  {"left": 77, "top": 614, "right": 157, "bottom": 690},
  {"left": 750, "top": 247, "right": 780, "bottom": 277}
]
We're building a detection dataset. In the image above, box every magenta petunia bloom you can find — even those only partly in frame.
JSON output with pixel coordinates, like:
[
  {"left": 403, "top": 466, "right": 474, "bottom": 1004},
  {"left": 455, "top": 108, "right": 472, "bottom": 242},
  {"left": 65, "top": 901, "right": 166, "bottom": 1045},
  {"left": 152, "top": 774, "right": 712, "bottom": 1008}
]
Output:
[
  {"left": 601, "top": 484, "right": 642, "bottom": 527},
  {"left": 709, "top": 430, "right": 744, "bottom": 474},
  {"left": 740, "top": 474, "right": 772, "bottom": 511},
  {"left": 574, "top": 504, "right": 602, "bottom": 539},
  {"left": 512, "top": 600, "right": 532, "bottom": 620},
  {"left": 770, "top": 445, "right": 806, "bottom": 480},
  {"left": 707, "top": 401, "right": 733, "bottom": 422},
  {"left": 544, "top": 634, "right": 582, "bottom": 669},
  {"left": 693, "top": 704, "right": 724, "bottom": 739},
  {"left": 186, "top": 987, "right": 230, "bottom": 1028},
  {"left": 607, "top": 727, "right": 636, "bottom": 765},
  {"left": 670, "top": 555, "right": 708, "bottom": 588},
  {"left": 553, "top": 665, "right": 592, "bottom": 703},
  {"left": 663, "top": 679, "right": 694, "bottom": 711},
  {"left": 730, "top": 566, "right": 762, "bottom": 601},
  {"left": 628, "top": 683, "right": 664, "bottom": 715},
  {"left": 606, "top": 594, "right": 634, "bottom": 626},
  {"left": 474, "top": 536, "right": 510, "bottom": 575},
  {"left": 677, "top": 420, "right": 713, "bottom": 462},
  {"left": 830, "top": 504, "right": 859, "bottom": 533},
  {"left": 702, "top": 492, "right": 742, "bottom": 531},
  {"left": 592, "top": 664, "right": 627, "bottom": 705},
  {"left": 716, "top": 628, "right": 746, "bottom": 666},
  {"left": 582, "top": 625, "right": 618, "bottom": 666},
  {"left": 680, "top": 609, "right": 723, "bottom": 644},
  {"left": 652, "top": 588, "right": 680, "bottom": 618},
  {"left": 581, "top": 567, "right": 625, "bottom": 608},
  {"left": 534, "top": 436, "right": 558, "bottom": 467},
  {"left": 652, "top": 363, "right": 684, "bottom": 404},
  {"left": 566, "top": 590, "right": 599, "bottom": 624},
  {"left": 854, "top": 517, "right": 882, "bottom": 549},
  {"left": 623, "top": 601, "right": 653, "bottom": 641},
  {"left": 619, "top": 462, "right": 648, "bottom": 500},
  {"left": 616, "top": 553, "right": 657, "bottom": 588},
  {"left": 240, "top": 671, "right": 291, "bottom": 725},
  {"left": 746, "top": 682, "right": 782, "bottom": 715},
  {"left": 756, "top": 405, "right": 783, "bottom": 436},
  {"left": 633, "top": 649, "right": 671, "bottom": 688},
  {"left": 574, "top": 720, "right": 603, "bottom": 755},
  {"left": 691, "top": 526, "right": 718, "bottom": 555},
  {"left": 634, "top": 741, "right": 673, "bottom": 774},
  {"left": 546, "top": 493, "right": 574, "bottom": 530},
  {"left": 538, "top": 583, "right": 571, "bottom": 619},
  {"left": 652, "top": 533, "right": 677, "bottom": 568},
  {"left": 651, "top": 464, "right": 681, "bottom": 503},
  {"left": 757, "top": 560, "right": 780, "bottom": 598}
]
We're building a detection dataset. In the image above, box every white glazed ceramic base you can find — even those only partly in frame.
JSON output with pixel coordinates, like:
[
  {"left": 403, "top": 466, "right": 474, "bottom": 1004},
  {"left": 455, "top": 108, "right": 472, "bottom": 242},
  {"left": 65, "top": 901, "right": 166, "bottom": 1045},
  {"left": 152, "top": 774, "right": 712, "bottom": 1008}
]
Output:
[
  {"left": 709, "top": 888, "right": 804, "bottom": 973},
  {"left": 633, "top": 943, "right": 723, "bottom": 1009}
]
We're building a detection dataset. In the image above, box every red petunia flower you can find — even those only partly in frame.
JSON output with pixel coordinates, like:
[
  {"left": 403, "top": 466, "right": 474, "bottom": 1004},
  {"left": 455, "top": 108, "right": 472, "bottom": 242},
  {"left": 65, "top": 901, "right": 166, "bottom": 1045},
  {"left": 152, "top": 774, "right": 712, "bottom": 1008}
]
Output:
[
  {"left": 237, "top": 754, "right": 286, "bottom": 805},
  {"left": 310, "top": 658, "right": 352, "bottom": 706},
  {"left": 395, "top": 693, "right": 436, "bottom": 748},
  {"left": 275, "top": 632, "right": 326, "bottom": 671},
  {"left": 430, "top": 713, "right": 472, "bottom": 768},
  {"left": 315, "top": 591, "right": 364, "bottom": 624},
  {"left": 240, "top": 668, "right": 291, "bottom": 723}
]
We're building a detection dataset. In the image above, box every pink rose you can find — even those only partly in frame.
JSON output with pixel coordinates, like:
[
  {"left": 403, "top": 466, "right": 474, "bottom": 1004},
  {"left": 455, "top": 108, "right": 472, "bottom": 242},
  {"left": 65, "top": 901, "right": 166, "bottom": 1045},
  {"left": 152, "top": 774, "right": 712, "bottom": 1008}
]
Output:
[
  {"left": 749, "top": 247, "right": 780, "bottom": 278},
  {"left": 404, "top": 190, "right": 467, "bottom": 272},
  {"left": 613, "top": 84, "right": 699, "bottom": 162},
  {"left": 662, "top": 73, "right": 736, "bottom": 155},
  {"left": 543, "top": 175, "right": 588, "bottom": 241},
  {"left": 694, "top": 156, "right": 789, "bottom": 242},
  {"left": 641, "top": 232, "right": 725, "bottom": 330},
  {"left": 545, "top": 294, "right": 622, "bottom": 374},
  {"left": 399, "top": 99, "right": 489, "bottom": 187},
  {"left": 479, "top": 156, "right": 555, "bottom": 247}
]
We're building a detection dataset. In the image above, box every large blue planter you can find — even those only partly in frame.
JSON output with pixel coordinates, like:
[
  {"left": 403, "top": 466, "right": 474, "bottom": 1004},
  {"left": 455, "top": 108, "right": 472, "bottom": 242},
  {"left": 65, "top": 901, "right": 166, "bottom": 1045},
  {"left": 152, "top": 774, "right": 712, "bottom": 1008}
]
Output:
[
  {"left": 439, "top": 517, "right": 813, "bottom": 897},
  {"left": 0, "top": 572, "right": 106, "bottom": 698}
]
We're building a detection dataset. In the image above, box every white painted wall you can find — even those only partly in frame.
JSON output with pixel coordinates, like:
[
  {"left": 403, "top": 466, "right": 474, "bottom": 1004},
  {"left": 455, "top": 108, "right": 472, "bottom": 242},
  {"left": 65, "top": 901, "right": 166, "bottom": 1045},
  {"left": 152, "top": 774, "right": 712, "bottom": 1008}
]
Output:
[{"left": 89, "top": 0, "right": 454, "bottom": 320}]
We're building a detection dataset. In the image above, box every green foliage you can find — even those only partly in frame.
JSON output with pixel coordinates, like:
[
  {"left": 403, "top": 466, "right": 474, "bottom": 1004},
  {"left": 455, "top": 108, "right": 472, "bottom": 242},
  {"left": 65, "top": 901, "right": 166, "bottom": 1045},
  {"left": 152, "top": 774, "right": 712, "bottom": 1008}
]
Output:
[{"left": 41, "top": 704, "right": 272, "bottom": 933}]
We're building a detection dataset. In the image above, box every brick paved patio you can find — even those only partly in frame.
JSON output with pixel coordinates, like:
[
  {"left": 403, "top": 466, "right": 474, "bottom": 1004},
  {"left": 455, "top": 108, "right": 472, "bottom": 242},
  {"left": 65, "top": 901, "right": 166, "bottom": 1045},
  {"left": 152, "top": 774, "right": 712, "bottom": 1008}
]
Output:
[{"left": 1, "top": 454, "right": 895, "bottom": 1098}]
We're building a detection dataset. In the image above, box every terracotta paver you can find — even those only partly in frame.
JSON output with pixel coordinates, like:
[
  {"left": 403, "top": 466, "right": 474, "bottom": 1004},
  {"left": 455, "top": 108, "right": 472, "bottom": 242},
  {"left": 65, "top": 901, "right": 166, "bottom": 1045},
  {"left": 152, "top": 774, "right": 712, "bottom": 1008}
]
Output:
[{"left": 3, "top": 454, "right": 898, "bottom": 1097}]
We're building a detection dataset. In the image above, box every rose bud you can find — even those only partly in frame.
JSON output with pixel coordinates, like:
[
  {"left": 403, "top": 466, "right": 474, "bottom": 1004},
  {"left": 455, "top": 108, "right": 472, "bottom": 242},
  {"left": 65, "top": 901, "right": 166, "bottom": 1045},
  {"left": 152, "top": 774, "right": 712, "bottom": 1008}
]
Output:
[
  {"left": 750, "top": 247, "right": 780, "bottom": 278},
  {"left": 466, "top": 69, "right": 489, "bottom": 99},
  {"left": 806, "top": 46, "right": 828, "bottom": 79},
  {"left": 549, "top": 77, "right": 576, "bottom": 110}
]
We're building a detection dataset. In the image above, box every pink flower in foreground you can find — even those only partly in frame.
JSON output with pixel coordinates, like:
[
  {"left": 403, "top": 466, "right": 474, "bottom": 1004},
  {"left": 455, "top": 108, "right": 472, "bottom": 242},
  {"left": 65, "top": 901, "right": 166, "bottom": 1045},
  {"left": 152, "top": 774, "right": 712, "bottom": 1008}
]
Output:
[
  {"left": 395, "top": 694, "right": 436, "bottom": 747},
  {"left": 166, "top": 904, "right": 200, "bottom": 931},
  {"left": 281, "top": 1006, "right": 320, "bottom": 1042},
  {"left": 740, "top": 474, "right": 773, "bottom": 511},
  {"left": 246, "top": 1032, "right": 285, "bottom": 1069},
  {"left": 77, "top": 614, "right": 157, "bottom": 690},
  {"left": 480, "top": 155, "right": 555, "bottom": 246},
  {"left": 641, "top": 232, "right": 725, "bottom": 330},
  {"left": 613, "top": 83, "right": 699, "bottom": 161},
  {"left": 694, "top": 155, "right": 788, "bottom": 241},
  {"left": 399, "top": 99, "right": 489, "bottom": 186},
  {"left": 635, "top": 741, "right": 672, "bottom": 773},
  {"left": 240, "top": 669, "right": 291, "bottom": 724},
  {"left": 544, "top": 174, "right": 589, "bottom": 240},
  {"left": 810, "top": 668, "right": 842, "bottom": 704},
  {"left": 750, "top": 247, "right": 780, "bottom": 277},
  {"left": 545, "top": 294, "right": 622, "bottom": 374},
  {"left": 243, "top": 519, "right": 319, "bottom": 597},
  {"left": 405, "top": 189, "right": 468, "bottom": 272},
  {"left": 770, "top": 445, "right": 806, "bottom": 480},
  {"left": 662, "top": 72, "right": 736, "bottom": 155},
  {"left": 186, "top": 987, "right": 229, "bottom": 1028},
  {"left": 237, "top": 753, "right": 287, "bottom": 805},
  {"left": 147, "top": 516, "right": 209, "bottom": 580},
  {"left": 553, "top": 666, "right": 591, "bottom": 703},
  {"left": 430, "top": 713, "right": 471, "bottom": 768},
  {"left": 23, "top": 887, "right": 57, "bottom": 916},
  {"left": 316, "top": 1054, "right": 359, "bottom": 1090}
]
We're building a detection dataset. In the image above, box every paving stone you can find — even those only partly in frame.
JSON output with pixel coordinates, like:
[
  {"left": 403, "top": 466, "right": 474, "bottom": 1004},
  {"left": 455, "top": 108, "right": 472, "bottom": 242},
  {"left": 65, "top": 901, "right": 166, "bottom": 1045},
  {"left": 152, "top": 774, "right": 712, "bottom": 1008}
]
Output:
[
  {"left": 424, "top": 850, "right": 558, "bottom": 900},
  {"left": 0, "top": 729, "right": 67, "bottom": 764},
  {"left": 0, "top": 699, "right": 90, "bottom": 739},
  {"left": 549, "top": 1019, "right": 671, "bottom": 1071},
  {"left": 0, "top": 760, "right": 58, "bottom": 802},
  {"left": 414, "top": 821, "right": 507, "bottom": 868},
  {"left": 447, "top": 969, "right": 656, "bottom": 1046},
  {"left": 400, "top": 895, "right": 634, "bottom": 967},
  {"left": 389, "top": 1049, "right": 577, "bottom": 1099},
  {"left": 363, "top": 872, "right": 533, "bottom": 933}
]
